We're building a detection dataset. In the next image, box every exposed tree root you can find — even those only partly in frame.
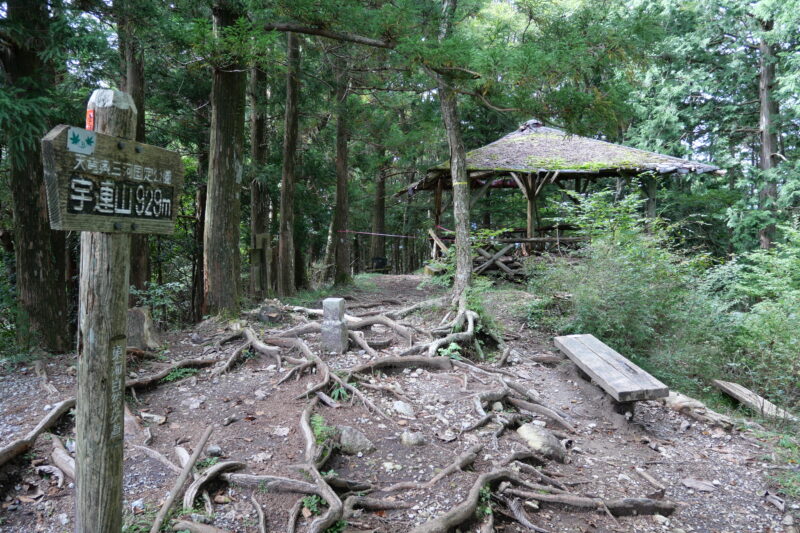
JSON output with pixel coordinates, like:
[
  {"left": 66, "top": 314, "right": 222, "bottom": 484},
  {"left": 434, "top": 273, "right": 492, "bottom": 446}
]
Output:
[
  {"left": 497, "top": 495, "right": 552, "bottom": 533},
  {"left": 286, "top": 498, "right": 304, "bottom": 533},
  {"left": 508, "top": 397, "right": 576, "bottom": 433},
  {"left": 131, "top": 445, "right": 181, "bottom": 474},
  {"left": 126, "top": 356, "right": 220, "bottom": 389},
  {"left": 383, "top": 443, "right": 483, "bottom": 492},
  {"left": 408, "top": 468, "right": 518, "bottom": 533},
  {"left": 298, "top": 398, "right": 343, "bottom": 533},
  {"left": 50, "top": 435, "right": 75, "bottom": 481},
  {"left": 0, "top": 398, "right": 75, "bottom": 470},
  {"left": 349, "top": 356, "right": 453, "bottom": 376},
  {"left": 150, "top": 425, "right": 213, "bottom": 533},
  {"left": 348, "top": 330, "right": 378, "bottom": 357},
  {"left": 222, "top": 473, "right": 319, "bottom": 494},
  {"left": 290, "top": 306, "right": 413, "bottom": 344},
  {"left": 183, "top": 461, "right": 245, "bottom": 510},
  {"left": 212, "top": 341, "right": 252, "bottom": 377},
  {"left": 503, "top": 487, "right": 677, "bottom": 517},
  {"left": 249, "top": 494, "right": 267, "bottom": 533},
  {"left": 171, "top": 521, "right": 229, "bottom": 533},
  {"left": 384, "top": 297, "right": 446, "bottom": 319},
  {"left": 342, "top": 495, "right": 410, "bottom": 518}
]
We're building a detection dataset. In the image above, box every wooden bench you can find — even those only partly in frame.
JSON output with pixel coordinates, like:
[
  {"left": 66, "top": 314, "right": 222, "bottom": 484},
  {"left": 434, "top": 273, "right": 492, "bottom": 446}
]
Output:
[{"left": 554, "top": 334, "right": 668, "bottom": 407}]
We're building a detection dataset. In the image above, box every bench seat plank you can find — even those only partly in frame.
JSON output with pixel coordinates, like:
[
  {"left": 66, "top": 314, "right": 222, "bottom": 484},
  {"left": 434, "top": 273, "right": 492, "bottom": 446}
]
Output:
[{"left": 554, "top": 334, "right": 668, "bottom": 402}]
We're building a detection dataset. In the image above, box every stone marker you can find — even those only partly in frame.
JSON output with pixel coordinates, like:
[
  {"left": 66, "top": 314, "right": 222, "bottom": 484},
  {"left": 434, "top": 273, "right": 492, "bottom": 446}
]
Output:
[
  {"left": 126, "top": 307, "right": 160, "bottom": 351},
  {"left": 321, "top": 297, "right": 348, "bottom": 354}
]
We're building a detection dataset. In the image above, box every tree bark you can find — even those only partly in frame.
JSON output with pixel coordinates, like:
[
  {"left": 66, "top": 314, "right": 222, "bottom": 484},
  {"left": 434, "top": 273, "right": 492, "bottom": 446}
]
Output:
[
  {"left": 191, "top": 184, "right": 207, "bottom": 323},
  {"left": 116, "top": 0, "right": 151, "bottom": 304},
  {"left": 3, "top": 0, "right": 70, "bottom": 352},
  {"left": 437, "top": 0, "right": 471, "bottom": 311},
  {"left": 757, "top": 19, "right": 779, "bottom": 249},
  {"left": 370, "top": 163, "right": 387, "bottom": 261},
  {"left": 203, "top": 0, "right": 246, "bottom": 314},
  {"left": 332, "top": 55, "right": 352, "bottom": 286},
  {"left": 249, "top": 66, "right": 271, "bottom": 298},
  {"left": 277, "top": 32, "right": 301, "bottom": 297}
]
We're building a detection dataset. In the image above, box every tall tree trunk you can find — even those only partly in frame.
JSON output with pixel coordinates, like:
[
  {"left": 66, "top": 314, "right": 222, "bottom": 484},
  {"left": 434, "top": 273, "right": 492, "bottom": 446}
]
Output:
[
  {"left": 332, "top": 56, "right": 351, "bottom": 286},
  {"left": 191, "top": 184, "right": 207, "bottom": 323},
  {"left": 249, "top": 66, "right": 271, "bottom": 298},
  {"left": 3, "top": 0, "right": 70, "bottom": 352},
  {"left": 437, "top": 0, "right": 471, "bottom": 312},
  {"left": 116, "top": 0, "right": 151, "bottom": 305},
  {"left": 203, "top": 0, "right": 245, "bottom": 314},
  {"left": 370, "top": 163, "right": 387, "bottom": 261},
  {"left": 277, "top": 32, "right": 301, "bottom": 297},
  {"left": 757, "top": 19, "right": 779, "bottom": 249}
]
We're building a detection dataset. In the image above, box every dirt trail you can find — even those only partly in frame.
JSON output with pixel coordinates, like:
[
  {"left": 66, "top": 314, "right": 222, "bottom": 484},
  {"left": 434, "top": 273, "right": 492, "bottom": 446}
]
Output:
[{"left": 0, "top": 275, "right": 796, "bottom": 532}]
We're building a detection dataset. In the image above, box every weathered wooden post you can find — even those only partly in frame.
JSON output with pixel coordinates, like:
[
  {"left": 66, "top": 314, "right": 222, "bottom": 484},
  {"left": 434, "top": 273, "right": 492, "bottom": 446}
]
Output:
[
  {"left": 41, "top": 89, "right": 183, "bottom": 532},
  {"left": 76, "top": 90, "right": 135, "bottom": 532}
]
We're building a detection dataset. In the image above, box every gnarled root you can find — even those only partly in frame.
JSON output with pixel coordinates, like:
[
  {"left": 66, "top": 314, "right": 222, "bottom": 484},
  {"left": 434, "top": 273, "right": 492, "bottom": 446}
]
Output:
[
  {"left": 298, "top": 399, "right": 343, "bottom": 533},
  {"left": 408, "top": 468, "right": 519, "bottom": 533},
  {"left": 383, "top": 443, "right": 483, "bottom": 493}
]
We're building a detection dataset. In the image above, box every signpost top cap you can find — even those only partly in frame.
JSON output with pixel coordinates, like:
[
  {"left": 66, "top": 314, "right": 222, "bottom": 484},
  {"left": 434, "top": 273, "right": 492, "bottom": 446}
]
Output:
[{"left": 88, "top": 89, "right": 137, "bottom": 114}]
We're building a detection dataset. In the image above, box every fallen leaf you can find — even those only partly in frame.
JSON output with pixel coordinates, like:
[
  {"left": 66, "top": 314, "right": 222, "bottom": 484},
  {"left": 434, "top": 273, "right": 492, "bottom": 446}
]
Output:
[
  {"left": 301, "top": 507, "right": 312, "bottom": 518},
  {"left": 681, "top": 478, "right": 716, "bottom": 492}
]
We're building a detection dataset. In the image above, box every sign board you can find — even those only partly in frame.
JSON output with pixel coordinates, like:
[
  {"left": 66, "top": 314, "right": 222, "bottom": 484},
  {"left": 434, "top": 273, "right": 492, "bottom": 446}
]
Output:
[{"left": 41, "top": 124, "right": 184, "bottom": 234}]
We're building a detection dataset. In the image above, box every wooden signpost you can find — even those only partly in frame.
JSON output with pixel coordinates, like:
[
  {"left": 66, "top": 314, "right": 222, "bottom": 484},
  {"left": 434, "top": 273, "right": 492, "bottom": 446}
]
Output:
[{"left": 41, "top": 89, "right": 183, "bottom": 532}]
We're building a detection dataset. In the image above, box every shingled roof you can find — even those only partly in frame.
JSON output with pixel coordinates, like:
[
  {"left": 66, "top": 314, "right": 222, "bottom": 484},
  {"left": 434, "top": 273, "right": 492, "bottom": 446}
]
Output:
[{"left": 407, "top": 120, "right": 720, "bottom": 194}]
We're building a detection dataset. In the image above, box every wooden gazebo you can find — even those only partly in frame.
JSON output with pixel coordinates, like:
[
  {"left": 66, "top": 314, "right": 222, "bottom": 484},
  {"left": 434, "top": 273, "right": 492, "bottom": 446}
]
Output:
[{"left": 403, "top": 119, "right": 720, "bottom": 274}]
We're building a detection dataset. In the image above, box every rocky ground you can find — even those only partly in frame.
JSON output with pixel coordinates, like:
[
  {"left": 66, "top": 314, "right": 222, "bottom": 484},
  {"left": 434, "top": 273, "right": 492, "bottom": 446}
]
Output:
[{"left": 0, "top": 275, "right": 797, "bottom": 533}]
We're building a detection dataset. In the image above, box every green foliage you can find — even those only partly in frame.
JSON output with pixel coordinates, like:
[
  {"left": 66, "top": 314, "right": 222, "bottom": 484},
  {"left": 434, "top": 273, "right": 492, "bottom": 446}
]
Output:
[
  {"left": 525, "top": 191, "right": 800, "bottom": 411},
  {"left": 160, "top": 368, "right": 199, "bottom": 383},
  {"left": 130, "top": 281, "right": 186, "bottom": 330},
  {"left": 310, "top": 414, "right": 336, "bottom": 444},
  {"left": 437, "top": 342, "right": 463, "bottom": 360},
  {"left": 325, "top": 520, "right": 348, "bottom": 533},
  {"left": 476, "top": 485, "right": 493, "bottom": 517},
  {"left": 196, "top": 457, "right": 219, "bottom": 470},
  {"left": 330, "top": 383, "right": 349, "bottom": 402},
  {"left": 301, "top": 495, "right": 325, "bottom": 515}
]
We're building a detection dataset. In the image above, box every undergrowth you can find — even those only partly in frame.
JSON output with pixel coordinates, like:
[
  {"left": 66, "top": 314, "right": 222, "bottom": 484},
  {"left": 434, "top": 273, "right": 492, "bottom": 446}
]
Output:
[{"left": 523, "top": 192, "right": 800, "bottom": 412}]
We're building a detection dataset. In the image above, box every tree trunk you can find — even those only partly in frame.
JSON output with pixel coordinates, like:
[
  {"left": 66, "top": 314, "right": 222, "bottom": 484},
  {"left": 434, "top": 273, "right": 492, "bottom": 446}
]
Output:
[
  {"left": 370, "top": 163, "right": 387, "bottom": 261},
  {"left": 117, "top": 0, "right": 150, "bottom": 304},
  {"left": 332, "top": 56, "right": 351, "bottom": 286},
  {"left": 3, "top": 0, "right": 70, "bottom": 352},
  {"left": 437, "top": 0, "right": 471, "bottom": 311},
  {"left": 191, "top": 184, "right": 207, "bottom": 323},
  {"left": 277, "top": 32, "right": 301, "bottom": 297},
  {"left": 249, "top": 66, "right": 271, "bottom": 298},
  {"left": 757, "top": 19, "right": 779, "bottom": 249},
  {"left": 203, "top": 0, "right": 246, "bottom": 314}
]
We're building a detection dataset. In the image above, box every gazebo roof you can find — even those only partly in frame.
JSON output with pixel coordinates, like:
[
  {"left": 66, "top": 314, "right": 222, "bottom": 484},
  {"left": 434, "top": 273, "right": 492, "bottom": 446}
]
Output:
[{"left": 406, "top": 120, "right": 720, "bottom": 194}]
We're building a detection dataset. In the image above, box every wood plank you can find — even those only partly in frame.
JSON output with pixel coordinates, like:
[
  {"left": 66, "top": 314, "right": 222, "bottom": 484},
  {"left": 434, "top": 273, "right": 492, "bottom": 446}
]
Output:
[
  {"left": 713, "top": 380, "right": 798, "bottom": 422},
  {"left": 554, "top": 334, "right": 668, "bottom": 402},
  {"left": 474, "top": 244, "right": 514, "bottom": 275},
  {"left": 428, "top": 228, "right": 450, "bottom": 254},
  {"left": 41, "top": 124, "right": 184, "bottom": 234},
  {"left": 474, "top": 246, "right": 515, "bottom": 275}
]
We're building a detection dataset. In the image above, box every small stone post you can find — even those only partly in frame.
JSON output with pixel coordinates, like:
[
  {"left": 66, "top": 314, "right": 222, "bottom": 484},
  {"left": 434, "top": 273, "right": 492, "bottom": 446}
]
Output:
[{"left": 321, "top": 297, "right": 348, "bottom": 354}]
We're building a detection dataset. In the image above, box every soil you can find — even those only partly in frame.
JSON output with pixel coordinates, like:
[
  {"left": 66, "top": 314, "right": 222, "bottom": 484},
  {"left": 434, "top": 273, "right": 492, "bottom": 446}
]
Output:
[{"left": 0, "top": 274, "right": 797, "bottom": 532}]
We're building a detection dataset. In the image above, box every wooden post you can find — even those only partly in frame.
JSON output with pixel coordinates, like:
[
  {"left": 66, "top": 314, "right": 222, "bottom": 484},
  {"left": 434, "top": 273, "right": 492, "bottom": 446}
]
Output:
[{"left": 76, "top": 89, "right": 136, "bottom": 533}]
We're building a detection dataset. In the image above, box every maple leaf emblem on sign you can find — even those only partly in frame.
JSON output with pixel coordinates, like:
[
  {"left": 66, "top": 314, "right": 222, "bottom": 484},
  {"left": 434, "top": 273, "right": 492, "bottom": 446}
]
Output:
[{"left": 70, "top": 132, "right": 81, "bottom": 145}]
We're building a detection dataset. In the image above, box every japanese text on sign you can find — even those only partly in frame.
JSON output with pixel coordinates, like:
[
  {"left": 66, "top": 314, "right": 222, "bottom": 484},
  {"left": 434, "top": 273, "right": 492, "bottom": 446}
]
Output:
[{"left": 68, "top": 175, "right": 172, "bottom": 219}]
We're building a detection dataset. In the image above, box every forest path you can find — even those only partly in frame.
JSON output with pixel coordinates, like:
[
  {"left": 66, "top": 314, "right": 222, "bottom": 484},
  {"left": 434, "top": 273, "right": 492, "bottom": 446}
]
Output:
[{"left": 0, "top": 274, "right": 795, "bottom": 532}]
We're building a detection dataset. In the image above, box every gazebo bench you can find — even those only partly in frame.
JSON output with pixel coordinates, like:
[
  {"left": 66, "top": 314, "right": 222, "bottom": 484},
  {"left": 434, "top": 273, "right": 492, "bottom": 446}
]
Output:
[{"left": 554, "top": 334, "right": 668, "bottom": 413}]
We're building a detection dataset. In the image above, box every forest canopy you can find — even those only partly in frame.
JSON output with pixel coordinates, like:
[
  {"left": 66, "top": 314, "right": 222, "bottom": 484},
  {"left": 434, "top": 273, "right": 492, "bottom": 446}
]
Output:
[{"left": 1, "top": 0, "right": 798, "bottom": 409}]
